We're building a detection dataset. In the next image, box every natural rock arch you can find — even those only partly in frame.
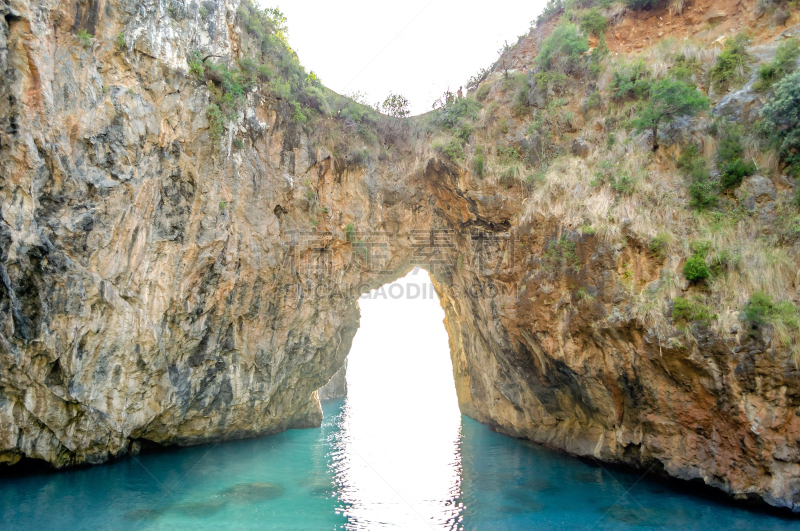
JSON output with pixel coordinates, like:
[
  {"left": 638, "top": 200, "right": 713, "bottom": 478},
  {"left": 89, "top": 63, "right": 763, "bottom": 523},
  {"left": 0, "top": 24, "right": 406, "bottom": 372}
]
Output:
[{"left": 0, "top": 0, "right": 798, "bottom": 512}]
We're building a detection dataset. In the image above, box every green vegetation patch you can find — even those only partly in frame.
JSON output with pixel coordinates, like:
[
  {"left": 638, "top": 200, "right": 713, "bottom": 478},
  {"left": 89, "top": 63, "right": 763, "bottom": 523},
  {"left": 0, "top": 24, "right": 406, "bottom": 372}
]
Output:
[
  {"left": 754, "top": 37, "right": 799, "bottom": 92},
  {"left": 716, "top": 124, "right": 756, "bottom": 189},
  {"left": 625, "top": 0, "right": 663, "bottom": 9},
  {"left": 543, "top": 236, "right": 580, "bottom": 275},
  {"left": 744, "top": 292, "right": 799, "bottom": 329},
  {"left": 683, "top": 255, "right": 710, "bottom": 282},
  {"left": 537, "top": 22, "right": 588, "bottom": 71},
  {"left": 633, "top": 78, "right": 708, "bottom": 150},
  {"left": 473, "top": 146, "right": 485, "bottom": 177},
  {"left": 709, "top": 34, "right": 750, "bottom": 92},
  {"left": 590, "top": 160, "right": 635, "bottom": 194},
  {"left": 476, "top": 83, "right": 492, "bottom": 101},
  {"left": 678, "top": 145, "right": 718, "bottom": 210},
  {"left": 610, "top": 61, "right": 651, "bottom": 101},
  {"left": 649, "top": 233, "right": 671, "bottom": 260},
  {"left": 76, "top": 29, "right": 92, "bottom": 47},
  {"left": 761, "top": 70, "right": 800, "bottom": 177},
  {"left": 672, "top": 297, "right": 717, "bottom": 327},
  {"left": 579, "top": 8, "right": 607, "bottom": 37}
]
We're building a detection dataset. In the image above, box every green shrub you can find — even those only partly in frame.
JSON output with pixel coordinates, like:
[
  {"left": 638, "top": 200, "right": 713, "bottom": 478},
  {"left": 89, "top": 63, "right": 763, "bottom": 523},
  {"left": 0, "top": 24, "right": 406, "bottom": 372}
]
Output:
[
  {"left": 233, "top": 139, "right": 244, "bottom": 149},
  {"left": 688, "top": 172, "right": 718, "bottom": 210},
  {"left": 537, "top": 22, "right": 588, "bottom": 71},
  {"left": 614, "top": 172, "right": 636, "bottom": 194},
  {"left": 683, "top": 254, "right": 710, "bottom": 282},
  {"left": 760, "top": 70, "right": 800, "bottom": 177},
  {"left": 672, "top": 297, "right": 717, "bottom": 327},
  {"left": 535, "top": 0, "right": 565, "bottom": 26},
  {"left": 435, "top": 137, "right": 466, "bottom": 162},
  {"left": 610, "top": 61, "right": 651, "bottom": 100},
  {"left": 625, "top": 0, "right": 663, "bottom": 8},
  {"left": 579, "top": 8, "right": 607, "bottom": 36},
  {"left": 291, "top": 101, "right": 308, "bottom": 125},
  {"left": 467, "top": 67, "right": 490, "bottom": 90},
  {"left": 76, "top": 29, "right": 92, "bottom": 47},
  {"left": 744, "top": 293, "right": 800, "bottom": 359},
  {"left": 744, "top": 292, "right": 800, "bottom": 332},
  {"left": 670, "top": 53, "right": 700, "bottom": 86},
  {"left": 533, "top": 71, "right": 568, "bottom": 94},
  {"left": 649, "top": 233, "right": 670, "bottom": 259},
  {"left": 512, "top": 88, "right": 530, "bottom": 117},
  {"left": 690, "top": 239, "right": 712, "bottom": 256},
  {"left": 716, "top": 124, "right": 745, "bottom": 162},
  {"left": 754, "top": 38, "right": 799, "bottom": 92},
  {"left": 543, "top": 236, "right": 580, "bottom": 274},
  {"left": 207, "top": 103, "right": 224, "bottom": 140},
  {"left": 592, "top": 33, "right": 609, "bottom": 64},
  {"left": 745, "top": 292, "right": 772, "bottom": 327},
  {"left": 116, "top": 33, "right": 126, "bottom": 48},
  {"left": 633, "top": 78, "right": 708, "bottom": 150},
  {"left": 379, "top": 92, "right": 410, "bottom": 118},
  {"left": 473, "top": 146, "right": 485, "bottom": 177},
  {"left": 710, "top": 248, "right": 740, "bottom": 277},
  {"left": 709, "top": 34, "right": 750, "bottom": 92},
  {"left": 586, "top": 91, "right": 601, "bottom": 110},
  {"left": 716, "top": 124, "right": 756, "bottom": 189},
  {"left": 677, "top": 144, "right": 703, "bottom": 172},
  {"left": 188, "top": 52, "right": 204, "bottom": 78},
  {"left": 430, "top": 97, "right": 482, "bottom": 130},
  {"left": 575, "top": 287, "right": 594, "bottom": 301},
  {"left": 199, "top": 6, "right": 208, "bottom": 17},
  {"left": 497, "top": 145, "right": 523, "bottom": 164},
  {"left": 476, "top": 83, "right": 491, "bottom": 101},
  {"left": 456, "top": 123, "right": 474, "bottom": 143},
  {"left": 676, "top": 145, "right": 718, "bottom": 209},
  {"left": 345, "top": 223, "right": 356, "bottom": 242},
  {"left": 720, "top": 158, "right": 757, "bottom": 189},
  {"left": 256, "top": 64, "right": 273, "bottom": 81}
]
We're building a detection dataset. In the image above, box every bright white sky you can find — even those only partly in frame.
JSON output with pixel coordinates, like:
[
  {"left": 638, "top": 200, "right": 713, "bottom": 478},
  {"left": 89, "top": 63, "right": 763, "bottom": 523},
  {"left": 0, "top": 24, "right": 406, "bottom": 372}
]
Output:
[{"left": 258, "top": 0, "right": 548, "bottom": 115}]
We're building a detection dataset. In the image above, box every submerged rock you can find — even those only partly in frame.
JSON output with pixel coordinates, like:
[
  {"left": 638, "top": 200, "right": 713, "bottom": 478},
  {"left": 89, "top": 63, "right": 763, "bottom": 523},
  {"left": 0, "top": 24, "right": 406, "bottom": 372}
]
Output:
[{"left": 220, "top": 482, "right": 286, "bottom": 503}]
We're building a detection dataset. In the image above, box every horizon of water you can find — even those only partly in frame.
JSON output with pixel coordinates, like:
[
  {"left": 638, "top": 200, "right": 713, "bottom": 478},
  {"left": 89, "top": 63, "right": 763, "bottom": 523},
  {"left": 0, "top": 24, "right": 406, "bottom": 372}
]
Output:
[{"left": 1, "top": 270, "right": 798, "bottom": 529}]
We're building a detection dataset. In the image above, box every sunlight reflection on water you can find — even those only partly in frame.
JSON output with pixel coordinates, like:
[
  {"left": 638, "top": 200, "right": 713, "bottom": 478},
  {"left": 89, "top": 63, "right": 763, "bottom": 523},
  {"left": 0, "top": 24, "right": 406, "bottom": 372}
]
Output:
[{"left": 332, "top": 268, "right": 464, "bottom": 529}]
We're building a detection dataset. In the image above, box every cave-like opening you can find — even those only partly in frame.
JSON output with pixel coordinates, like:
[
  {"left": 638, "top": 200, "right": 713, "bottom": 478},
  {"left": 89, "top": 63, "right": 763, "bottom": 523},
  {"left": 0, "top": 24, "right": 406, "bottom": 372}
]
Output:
[{"left": 324, "top": 268, "right": 463, "bottom": 528}]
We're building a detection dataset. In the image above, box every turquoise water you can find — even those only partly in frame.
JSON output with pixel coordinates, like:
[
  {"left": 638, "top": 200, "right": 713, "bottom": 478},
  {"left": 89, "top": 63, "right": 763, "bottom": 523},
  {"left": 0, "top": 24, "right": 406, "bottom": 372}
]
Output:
[
  {"left": 0, "top": 401, "right": 798, "bottom": 530},
  {"left": 2, "top": 271, "right": 798, "bottom": 529}
]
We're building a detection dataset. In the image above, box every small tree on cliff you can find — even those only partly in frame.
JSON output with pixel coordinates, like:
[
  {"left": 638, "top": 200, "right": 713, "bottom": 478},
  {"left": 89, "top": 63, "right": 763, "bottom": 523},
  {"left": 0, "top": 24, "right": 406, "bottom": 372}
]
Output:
[
  {"left": 634, "top": 79, "right": 708, "bottom": 150},
  {"left": 379, "top": 92, "right": 410, "bottom": 118}
]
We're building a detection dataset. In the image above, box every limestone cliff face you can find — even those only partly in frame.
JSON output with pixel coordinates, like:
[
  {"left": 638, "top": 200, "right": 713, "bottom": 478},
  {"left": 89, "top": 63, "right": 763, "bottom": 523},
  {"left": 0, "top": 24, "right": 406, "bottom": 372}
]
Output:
[{"left": 1, "top": 0, "right": 799, "bottom": 514}]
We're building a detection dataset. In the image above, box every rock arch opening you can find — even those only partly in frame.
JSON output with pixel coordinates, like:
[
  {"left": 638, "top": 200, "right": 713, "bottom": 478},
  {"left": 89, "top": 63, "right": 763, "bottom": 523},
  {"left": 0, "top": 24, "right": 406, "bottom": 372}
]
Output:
[{"left": 318, "top": 268, "right": 463, "bottom": 527}]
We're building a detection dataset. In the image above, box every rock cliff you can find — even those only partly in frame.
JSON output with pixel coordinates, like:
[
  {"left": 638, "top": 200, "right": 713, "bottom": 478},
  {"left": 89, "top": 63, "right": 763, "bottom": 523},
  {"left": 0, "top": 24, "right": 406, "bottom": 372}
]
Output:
[
  {"left": 1, "top": 0, "right": 800, "bottom": 514},
  {"left": 317, "top": 361, "right": 346, "bottom": 401}
]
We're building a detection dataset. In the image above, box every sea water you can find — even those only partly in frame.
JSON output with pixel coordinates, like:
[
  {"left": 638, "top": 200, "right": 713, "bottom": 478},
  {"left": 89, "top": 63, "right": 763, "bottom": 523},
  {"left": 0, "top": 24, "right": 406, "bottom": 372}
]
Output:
[
  {"left": 1, "top": 270, "right": 798, "bottom": 529},
  {"left": 1, "top": 400, "right": 798, "bottom": 530}
]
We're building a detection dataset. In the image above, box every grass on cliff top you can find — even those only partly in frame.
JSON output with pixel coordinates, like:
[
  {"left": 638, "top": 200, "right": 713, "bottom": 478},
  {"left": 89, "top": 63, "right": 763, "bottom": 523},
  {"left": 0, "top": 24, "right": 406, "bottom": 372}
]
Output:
[
  {"left": 456, "top": 9, "right": 800, "bottom": 364},
  {"left": 197, "top": 0, "right": 394, "bottom": 155}
]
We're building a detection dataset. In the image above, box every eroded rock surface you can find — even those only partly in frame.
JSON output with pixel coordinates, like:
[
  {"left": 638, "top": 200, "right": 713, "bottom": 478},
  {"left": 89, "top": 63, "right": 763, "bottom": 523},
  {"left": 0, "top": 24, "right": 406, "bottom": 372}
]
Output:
[
  {"left": 318, "top": 361, "right": 346, "bottom": 401},
  {"left": 1, "top": 0, "right": 799, "bottom": 515}
]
